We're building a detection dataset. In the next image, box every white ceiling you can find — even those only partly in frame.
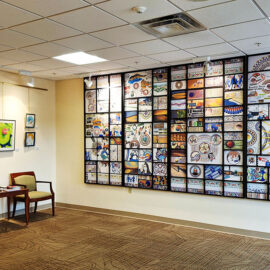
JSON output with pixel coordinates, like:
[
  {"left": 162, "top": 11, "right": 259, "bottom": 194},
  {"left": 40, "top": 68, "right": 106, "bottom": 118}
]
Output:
[{"left": 0, "top": 0, "right": 268, "bottom": 80}]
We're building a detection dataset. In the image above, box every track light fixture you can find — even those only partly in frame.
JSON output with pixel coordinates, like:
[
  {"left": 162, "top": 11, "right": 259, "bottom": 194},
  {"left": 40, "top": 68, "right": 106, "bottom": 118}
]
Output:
[
  {"left": 84, "top": 74, "right": 93, "bottom": 88},
  {"left": 203, "top": 56, "right": 213, "bottom": 74},
  {"left": 27, "top": 77, "right": 34, "bottom": 87},
  {"left": 19, "top": 70, "right": 34, "bottom": 87}
]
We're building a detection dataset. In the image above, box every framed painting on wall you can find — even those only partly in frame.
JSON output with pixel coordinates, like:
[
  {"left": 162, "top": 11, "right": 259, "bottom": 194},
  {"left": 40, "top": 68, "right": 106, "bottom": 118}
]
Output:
[
  {"left": 25, "top": 132, "right": 35, "bottom": 147},
  {"left": 0, "top": 120, "right": 16, "bottom": 152},
  {"left": 25, "top": 113, "right": 35, "bottom": 128}
]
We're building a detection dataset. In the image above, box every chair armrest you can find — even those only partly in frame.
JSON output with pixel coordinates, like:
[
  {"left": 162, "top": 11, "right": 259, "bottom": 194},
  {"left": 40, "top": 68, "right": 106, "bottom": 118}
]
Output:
[
  {"left": 36, "top": 181, "right": 54, "bottom": 194},
  {"left": 36, "top": 181, "right": 52, "bottom": 184},
  {"left": 13, "top": 184, "right": 27, "bottom": 188}
]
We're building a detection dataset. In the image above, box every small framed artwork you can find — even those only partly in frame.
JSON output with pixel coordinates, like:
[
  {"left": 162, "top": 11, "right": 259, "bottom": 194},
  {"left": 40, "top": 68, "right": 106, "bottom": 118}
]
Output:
[
  {"left": 0, "top": 120, "right": 16, "bottom": 152},
  {"left": 25, "top": 132, "right": 35, "bottom": 147},
  {"left": 25, "top": 114, "right": 35, "bottom": 128}
]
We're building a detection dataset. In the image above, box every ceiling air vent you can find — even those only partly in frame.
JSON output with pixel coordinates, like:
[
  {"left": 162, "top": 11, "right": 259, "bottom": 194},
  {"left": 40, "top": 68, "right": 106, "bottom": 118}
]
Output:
[{"left": 135, "top": 13, "right": 206, "bottom": 38}]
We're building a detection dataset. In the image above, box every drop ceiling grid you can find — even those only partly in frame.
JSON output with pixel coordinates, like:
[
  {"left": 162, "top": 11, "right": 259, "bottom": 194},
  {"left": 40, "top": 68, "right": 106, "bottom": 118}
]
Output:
[{"left": 0, "top": 0, "right": 268, "bottom": 79}]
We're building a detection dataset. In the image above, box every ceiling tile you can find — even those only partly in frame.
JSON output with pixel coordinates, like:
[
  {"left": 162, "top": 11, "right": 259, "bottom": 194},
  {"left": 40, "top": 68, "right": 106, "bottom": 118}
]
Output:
[
  {"left": 165, "top": 51, "right": 244, "bottom": 66},
  {"left": 231, "top": 35, "right": 270, "bottom": 54},
  {"left": 0, "top": 50, "right": 45, "bottom": 62},
  {"left": 96, "top": 0, "right": 181, "bottom": 23},
  {"left": 32, "top": 69, "right": 73, "bottom": 79},
  {"left": 210, "top": 51, "right": 245, "bottom": 60},
  {"left": 84, "top": 0, "right": 109, "bottom": 4},
  {"left": 0, "top": 58, "right": 18, "bottom": 65},
  {"left": 130, "top": 63, "right": 169, "bottom": 70},
  {"left": 91, "top": 25, "right": 155, "bottom": 46},
  {"left": 169, "top": 0, "right": 232, "bottom": 11},
  {"left": 0, "top": 29, "right": 44, "bottom": 48},
  {"left": 0, "top": 44, "right": 13, "bottom": 52},
  {"left": 60, "top": 65, "right": 95, "bottom": 74},
  {"left": 3, "top": 0, "right": 89, "bottom": 16},
  {"left": 11, "top": 19, "right": 81, "bottom": 41},
  {"left": 186, "top": 43, "right": 239, "bottom": 57},
  {"left": 148, "top": 50, "right": 194, "bottom": 63},
  {"left": 255, "top": 0, "right": 270, "bottom": 16},
  {"left": 22, "top": 42, "right": 75, "bottom": 57},
  {"left": 28, "top": 58, "right": 75, "bottom": 69},
  {"left": 188, "top": 0, "right": 264, "bottom": 28},
  {"left": 94, "top": 67, "right": 133, "bottom": 75},
  {"left": 114, "top": 56, "right": 160, "bottom": 67},
  {"left": 211, "top": 19, "right": 270, "bottom": 42},
  {"left": 0, "top": 2, "right": 40, "bottom": 28},
  {"left": 121, "top": 39, "right": 178, "bottom": 55},
  {"left": 89, "top": 47, "right": 138, "bottom": 60},
  {"left": 4, "top": 62, "right": 45, "bottom": 72},
  {"left": 239, "top": 46, "right": 270, "bottom": 55},
  {"left": 54, "top": 34, "right": 112, "bottom": 51},
  {"left": 50, "top": 6, "right": 126, "bottom": 33},
  {"left": 83, "top": 61, "right": 127, "bottom": 72},
  {"left": 163, "top": 30, "right": 223, "bottom": 49}
]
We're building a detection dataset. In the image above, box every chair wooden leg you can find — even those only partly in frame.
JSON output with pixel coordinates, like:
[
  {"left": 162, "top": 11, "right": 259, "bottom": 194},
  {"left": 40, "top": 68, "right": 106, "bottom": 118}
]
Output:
[
  {"left": 7, "top": 197, "right": 10, "bottom": 219},
  {"left": 34, "top": 202, "right": 38, "bottom": 213},
  {"left": 25, "top": 197, "right": 30, "bottom": 225},
  {"left": 52, "top": 195, "right": 55, "bottom": 216},
  {"left": 12, "top": 199, "right": 17, "bottom": 218}
]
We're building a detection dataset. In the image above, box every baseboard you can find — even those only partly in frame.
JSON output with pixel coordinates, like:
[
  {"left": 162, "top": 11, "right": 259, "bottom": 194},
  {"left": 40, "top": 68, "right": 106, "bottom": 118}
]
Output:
[
  {"left": 0, "top": 203, "right": 51, "bottom": 219},
  {"left": 56, "top": 202, "right": 270, "bottom": 240}
]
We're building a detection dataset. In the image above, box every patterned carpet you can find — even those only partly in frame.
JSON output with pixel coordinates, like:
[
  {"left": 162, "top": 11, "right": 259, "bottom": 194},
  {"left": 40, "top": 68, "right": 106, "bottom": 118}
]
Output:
[{"left": 0, "top": 207, "right": 270, "bottom": 270}]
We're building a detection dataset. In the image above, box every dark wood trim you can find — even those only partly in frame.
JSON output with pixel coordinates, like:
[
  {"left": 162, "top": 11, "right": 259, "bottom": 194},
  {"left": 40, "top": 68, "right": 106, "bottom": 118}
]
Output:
[{"left": 3, "top": 82, "right": 48, "bottom": 91}]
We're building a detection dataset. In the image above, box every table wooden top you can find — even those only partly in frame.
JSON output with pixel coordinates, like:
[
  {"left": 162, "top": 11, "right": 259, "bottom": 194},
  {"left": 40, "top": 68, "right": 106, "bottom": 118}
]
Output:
[{"left": 0, "top": 187, "right": 28, "bottom": 198}]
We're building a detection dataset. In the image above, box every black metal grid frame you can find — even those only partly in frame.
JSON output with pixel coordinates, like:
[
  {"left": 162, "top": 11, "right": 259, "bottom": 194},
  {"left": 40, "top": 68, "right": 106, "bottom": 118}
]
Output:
[
  {"left": 246, "top": 52, "right": 270, "bottom": 201},
  {"left": 168, "top": 58, "right": 245, "bottom": 198},
  {"left": 83, "top": 53, "right": 270, "bottom": 201},
  {"left": 84, "top": 74, "right": 123, "bottom": 186},
  {"left": 122, "top": 68, "right": 170, "bottom": 190}
]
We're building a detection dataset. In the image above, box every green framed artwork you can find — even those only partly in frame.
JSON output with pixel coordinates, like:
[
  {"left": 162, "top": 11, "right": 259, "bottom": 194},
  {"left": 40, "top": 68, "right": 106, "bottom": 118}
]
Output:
[{"left": 0, "top": 120, "right": 16, "bottom": 152}]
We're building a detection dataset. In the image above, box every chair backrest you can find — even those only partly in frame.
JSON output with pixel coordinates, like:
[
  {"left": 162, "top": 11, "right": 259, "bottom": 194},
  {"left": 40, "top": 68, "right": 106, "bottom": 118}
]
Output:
[{"left": 10, "top": 171, "right": 36, "bottom": 192}]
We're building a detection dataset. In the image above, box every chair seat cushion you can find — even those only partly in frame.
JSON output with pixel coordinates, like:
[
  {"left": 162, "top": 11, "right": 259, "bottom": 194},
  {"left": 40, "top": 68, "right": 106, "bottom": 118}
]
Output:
[{"left": 17, "top": 191, "right": 52, "bottom": 200}]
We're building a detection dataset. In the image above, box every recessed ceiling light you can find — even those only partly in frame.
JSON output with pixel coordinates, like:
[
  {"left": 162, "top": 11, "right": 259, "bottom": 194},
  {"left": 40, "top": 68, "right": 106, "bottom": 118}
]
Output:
[{"left": 53, "top": 52, "right": 107, "bottom": 65}]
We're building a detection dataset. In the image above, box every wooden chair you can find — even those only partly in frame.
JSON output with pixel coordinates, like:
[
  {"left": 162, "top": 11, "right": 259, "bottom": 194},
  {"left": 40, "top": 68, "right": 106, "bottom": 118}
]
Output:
[{"left": 10, "top": 171, "right": 55, "bottom": 219}]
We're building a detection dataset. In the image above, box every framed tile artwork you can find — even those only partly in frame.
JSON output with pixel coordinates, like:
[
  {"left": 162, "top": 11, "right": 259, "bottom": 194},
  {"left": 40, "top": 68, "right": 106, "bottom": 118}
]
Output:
[{"left": 83, "top": 53, "right": 270, "bottom": 201}]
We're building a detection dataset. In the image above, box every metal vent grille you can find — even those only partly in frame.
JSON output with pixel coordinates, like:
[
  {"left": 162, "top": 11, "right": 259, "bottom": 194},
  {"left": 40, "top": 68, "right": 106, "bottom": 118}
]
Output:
[{"left": 135, "top": 13, "right": 206, "bottom": 38}]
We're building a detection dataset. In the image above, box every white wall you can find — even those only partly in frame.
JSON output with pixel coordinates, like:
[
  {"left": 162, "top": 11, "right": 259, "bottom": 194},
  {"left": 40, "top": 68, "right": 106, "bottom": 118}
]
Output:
[
  {"left": 56, "top": 78, "right": 270, "bottom": 234},
  {"left": 0, "top": 70, "right": 56, "bottom": 215}
]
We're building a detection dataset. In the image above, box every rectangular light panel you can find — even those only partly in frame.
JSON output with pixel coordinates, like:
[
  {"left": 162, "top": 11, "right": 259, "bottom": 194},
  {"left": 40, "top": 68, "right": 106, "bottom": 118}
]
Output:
[{"left": 53, "top": 51, "right": 107, "bottom": 65}]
